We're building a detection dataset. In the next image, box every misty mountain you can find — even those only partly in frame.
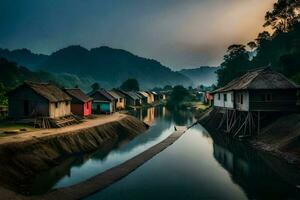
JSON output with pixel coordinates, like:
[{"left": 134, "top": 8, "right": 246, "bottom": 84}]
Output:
[
  {"left": 0, "top": 57, "right": 97, "bottom": 92},
  {"left": 0, "top": 48, "right": 47, "bottom": 69},
  {"left": 37, "top": 45, "right": 192, "bottom": 89},
  {"left": 179, "top": 66, "right": 219, "bottom": 86}
]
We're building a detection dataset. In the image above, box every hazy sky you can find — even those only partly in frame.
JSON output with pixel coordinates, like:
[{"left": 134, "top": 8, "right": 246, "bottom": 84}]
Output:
[{"left": 0, "top": 0, "right": 275, "bottom": 70}]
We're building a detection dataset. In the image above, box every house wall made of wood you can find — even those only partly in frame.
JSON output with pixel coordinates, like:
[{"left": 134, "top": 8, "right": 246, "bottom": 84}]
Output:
[
  {"left": 49, "top": 101, "right": 71, "bottom": 118},
  {"left": 92, "top": 101, "right": 113, "bottom": 114},
  {"left": 213, "top": 92, "right": 234, "bottom": 109},
  {"left": 116, "top": 98, "right": 125, "bottom": 110},
  {"left": 70, "top": 101, "right": 92, "bottom": 116},
  {"left": 235, "top": 91, "right": 250, "bottom": 111},
  {"left": 248, "top": 89, "right": 297, "bottom": 111},
  {"left": 8, "top": 87, "right": 49, "bottom": 118}
]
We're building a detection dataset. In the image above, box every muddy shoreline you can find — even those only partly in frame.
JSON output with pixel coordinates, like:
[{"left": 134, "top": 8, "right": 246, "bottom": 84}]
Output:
[
  {"left": 198, "top": 108, "right": 300, "bottom": 187},
  {"left": 198, "top": 109, "right": 300, "bottom": 166},
  {"left": 0, "top": 114, "right": 148, "bottom": 198}
]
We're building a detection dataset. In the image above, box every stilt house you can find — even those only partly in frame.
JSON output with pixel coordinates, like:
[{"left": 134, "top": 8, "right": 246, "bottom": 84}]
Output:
[
  {"left": 64, "top": 88, "right": 93, "bottom": 117},
  {"left": 211, "top": 68, "right": 299, "bottom": 112},
  {"left": 210, "top": 68, "right": 299, "bottom": 137},
  {"left": 8, "top": 82, "right": 71, "bottom": 119}
]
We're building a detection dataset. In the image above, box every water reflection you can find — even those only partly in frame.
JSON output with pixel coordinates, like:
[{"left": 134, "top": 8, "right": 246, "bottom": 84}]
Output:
[
  {"left": 30, "top": 106, "right": 193, "bottom": 194},
  {"left": 86, "top": 124, "right": 300, "bottom": 200},
  {"left": 212, "top": 134, "right": 300, "bottom": 200}
]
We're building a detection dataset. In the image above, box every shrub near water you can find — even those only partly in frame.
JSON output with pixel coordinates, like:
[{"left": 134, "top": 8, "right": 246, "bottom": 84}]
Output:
[{"left": 166, "top": 85, "right": 191, "bottom": 109}]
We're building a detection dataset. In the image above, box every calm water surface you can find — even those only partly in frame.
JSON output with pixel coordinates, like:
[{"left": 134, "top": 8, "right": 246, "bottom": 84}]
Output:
[{"left": 32, "top": 106, "right": 300, "bottom": 199}]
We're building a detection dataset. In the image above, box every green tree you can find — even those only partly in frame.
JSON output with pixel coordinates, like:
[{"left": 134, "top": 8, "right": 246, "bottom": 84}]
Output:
[
  {"left": 91, "top": 82, "right": 100, "bottom": 91},
  {"left": 120, "top": 78, "right": 139, "bottom": 91},
  {"left": 167, "top": 85, "right": 190, "bottom": 108},
  {"left": 163, "top": 85, "right": 173, "bottom": 91},
  {"left": 264, "top": 0, "right": 300, "bottom": 32},
  {"left": 0, "top": 83, "right": 8, "bottom": 106},
  {"left": 216, "top": 44, "right": 251, "bottom": 87}
]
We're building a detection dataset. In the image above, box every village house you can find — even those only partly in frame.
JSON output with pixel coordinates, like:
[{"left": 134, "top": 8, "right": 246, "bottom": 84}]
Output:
[
  {"left": 127, "top": 91, "right": 142, "bottom": 106},
  {"left": 159, "top": 93, "right": 166, "bottom": 101},
  {"left": 7, "top": 82, "right": 71, "bottom": 119},
  {"left": 88, "top": 89, "right": 115, "bottom": 114},
  {"left": 113, "top": 89, "right": 136, "bottom": 107},
  {"left": 64, "top": 88, "right": 93, "bottom": 117},
  {"left": 108, "top": 90, "right": 126, "bottom": 110},
  {"left": 146, "top": 91, "right": 155, "bottom": 103},
  {"left": 151, "top": 91, "right": 159, "bottom": 101},
  {"left": 139, "top": 91, "right": 152, "bottom": 104},
  {"left": 137, "top": 92, "right": 148, "bottom": 104},
  {"left": 211, "top": 68, "right": 299, "bottom": 112},
  {"left": 210, "top": 68, "right": 299, "bottom": 137}
]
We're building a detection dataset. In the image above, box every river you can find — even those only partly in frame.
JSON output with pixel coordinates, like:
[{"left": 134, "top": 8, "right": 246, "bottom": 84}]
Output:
[{"left": 31, "top": 106, "right": 300, "bottom": 199}]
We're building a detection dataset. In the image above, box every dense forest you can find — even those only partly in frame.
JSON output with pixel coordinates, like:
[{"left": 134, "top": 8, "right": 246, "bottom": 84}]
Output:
[{"left": 217, "top": 0, "right": 300, "bottom": 87}]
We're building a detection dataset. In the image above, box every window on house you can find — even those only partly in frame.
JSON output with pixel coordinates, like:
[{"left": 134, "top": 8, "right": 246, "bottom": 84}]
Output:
[
  {"left": 120, "top": 98, "right": 123, "bottom": 103},
  {"left": 55, "top": 102, "right": 58, "bottom": 108},
  {"left": 265, "top": 94, "right": 272, "bottom": 102},
  {"left": 224, "top": 94, "right": 227, "bottom": 102},
  {"left": 218, "top": 93, "right": 221, "bottom": 100},
  {"left": 66, "top": 101, "right": 69, "bottom": 106},
  {"left": 240, "top": 94, "right": 243, "bottom": 104}
]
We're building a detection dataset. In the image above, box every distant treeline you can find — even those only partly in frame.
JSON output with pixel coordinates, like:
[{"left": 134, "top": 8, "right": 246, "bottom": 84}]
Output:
[{"left": 217, "top": 0, "right": 300, "bottom": 87}]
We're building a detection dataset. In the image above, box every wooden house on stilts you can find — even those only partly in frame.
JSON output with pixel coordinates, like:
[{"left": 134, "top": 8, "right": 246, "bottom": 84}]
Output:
[{"left": 211, "top": 68, "right": 299, "bottom": 138}]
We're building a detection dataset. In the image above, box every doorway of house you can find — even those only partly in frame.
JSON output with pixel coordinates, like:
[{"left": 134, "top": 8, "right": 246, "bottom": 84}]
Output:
[
  {"left": 24, "top": 100, "right": 29, "bottom": 116},
  {"left": 96, "top": 105, "right": 101, "bottom": 113}
]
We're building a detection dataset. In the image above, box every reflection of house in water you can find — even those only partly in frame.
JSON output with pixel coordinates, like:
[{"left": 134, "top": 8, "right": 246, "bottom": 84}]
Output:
[
  {"left": 143, "top": 107, "right": 155, "bottom": 125},
  {"left": 212, "top": 142, "right": 300, "bottom": 199},
  {"left": 131, "top": 106, "right": 168, "bottom": 125}
]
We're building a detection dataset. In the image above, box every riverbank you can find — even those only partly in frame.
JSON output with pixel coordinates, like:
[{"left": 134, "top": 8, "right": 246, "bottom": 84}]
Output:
[
  {"left": 37, "top": 126, "right": 187, "bottom": 200},
  {"left": 0, "top": 113, "right": 148, "bottom": 196},
  {"left": 250, "top": 114, "right": 300, "bottom": 165},
  {"left": 198, "top": 109, "right": 300, "bottom": 165}
]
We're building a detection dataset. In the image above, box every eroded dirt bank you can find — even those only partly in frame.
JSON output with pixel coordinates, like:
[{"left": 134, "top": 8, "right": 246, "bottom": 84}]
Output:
[
  {"left": 0, "top": 114, "right": 148, "bottom": 195},
  {"left": 250, "top": 114, "right": 300, "bottom": 165},
  {"left": 198, "top": 109, "right": 300, "bottom": 165}
]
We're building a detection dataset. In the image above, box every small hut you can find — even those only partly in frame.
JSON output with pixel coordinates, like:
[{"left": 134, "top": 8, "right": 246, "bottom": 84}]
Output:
[
  {"left": 8, "top": 82, "right": 71, "bottom": 119},
  {"left": 137, "top": 92, "right": 148, "bottom": 104},
  {"left": 88, "top": 89, "right": 115, "bottom": 114},
  {"left": 108, "top": 90, "right": 126, "bottom": 110},
  {"left": 139, "top": 91, "right": 152, "bottom": 104},
  {"left": 146, "top": 91, "right": 155, "bottom": 103},
  {"left": 64, "top": 88, "right": 93, "bottom": 117}
]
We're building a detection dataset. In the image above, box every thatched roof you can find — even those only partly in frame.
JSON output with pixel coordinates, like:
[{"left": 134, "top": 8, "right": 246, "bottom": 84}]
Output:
[
  {"left": 212, "top": 68, "right": 299, "bottom": 94},
  {"left": 8, "top": 81, "right": 71, "bottom": 102},
  {"left": 64, "top": 88, "right": 93, "bottom": 103}
]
